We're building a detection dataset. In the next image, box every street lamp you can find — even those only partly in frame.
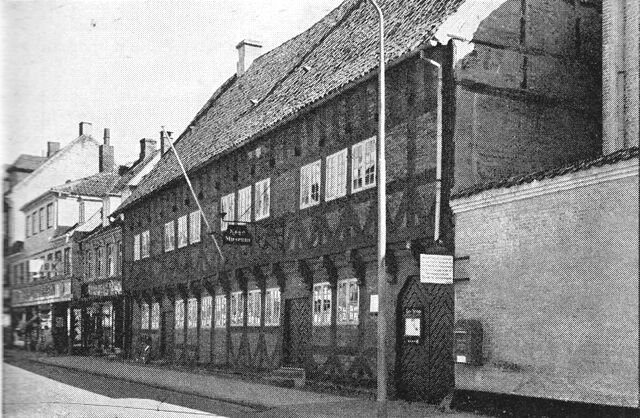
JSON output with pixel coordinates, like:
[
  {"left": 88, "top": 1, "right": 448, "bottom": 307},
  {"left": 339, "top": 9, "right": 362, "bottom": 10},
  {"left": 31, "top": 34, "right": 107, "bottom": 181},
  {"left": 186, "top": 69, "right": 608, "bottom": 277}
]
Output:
[{"left": 365, "top": 1, "right": 387, "bottom": 417}]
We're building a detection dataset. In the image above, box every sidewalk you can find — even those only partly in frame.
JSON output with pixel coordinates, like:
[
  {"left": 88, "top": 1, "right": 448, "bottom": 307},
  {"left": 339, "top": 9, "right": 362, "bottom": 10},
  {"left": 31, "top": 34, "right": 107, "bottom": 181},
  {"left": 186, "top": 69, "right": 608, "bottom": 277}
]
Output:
[{"left": 26, "top": 353, "right": 481, "bottom": 417}]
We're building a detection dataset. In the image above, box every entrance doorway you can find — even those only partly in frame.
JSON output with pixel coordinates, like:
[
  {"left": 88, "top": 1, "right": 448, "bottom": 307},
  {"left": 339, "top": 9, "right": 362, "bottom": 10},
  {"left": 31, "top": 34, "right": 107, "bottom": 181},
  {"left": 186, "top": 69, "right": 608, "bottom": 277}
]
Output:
[
  {"left": 396, "top": 276, "right": 454, "bottom": 403},
  {"left": 283, "top": 297, "right": 311, "bottom": 368}
]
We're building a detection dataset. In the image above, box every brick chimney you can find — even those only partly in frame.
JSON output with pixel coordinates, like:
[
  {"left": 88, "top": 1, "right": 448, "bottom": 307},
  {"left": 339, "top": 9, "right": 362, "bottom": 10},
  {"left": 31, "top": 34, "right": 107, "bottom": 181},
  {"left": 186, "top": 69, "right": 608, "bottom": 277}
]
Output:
[
  {"left": 139, "top": 138, "right": 157, "bottom": 160},
  {"left": 236, "top": 39, "right": 262, "bottom": 77},
  {"left": 160, "top": 130, "right": 167, "bottom": 154},
  {"left": 99, "top": 128, "right": 115, "bottom": 172},
  {"left": 79, "top": 121, "right": 92, "bottom": 137},
  {"left": 46, "top": 142, "right": 60, "bottom": 157}
]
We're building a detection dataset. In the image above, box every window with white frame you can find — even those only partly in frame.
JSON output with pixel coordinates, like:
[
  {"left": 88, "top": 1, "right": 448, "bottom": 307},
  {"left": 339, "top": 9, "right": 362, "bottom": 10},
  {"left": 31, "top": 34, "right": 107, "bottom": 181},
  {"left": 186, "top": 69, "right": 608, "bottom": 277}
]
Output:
[
  {"left": 214, "top": 294, "right": 227, "bottom": 328},
  {"left": 151, "top": 302, "right": 160, "bottom": 330},
  {"left": 265, "top": 288, "right": 281, "bottom": 326},
  {"left": 352, "top": 137, "right": 376, "bottom": 192},
  {"left": 247, "top": 290, "right": 261, "bottom": 326},
  {"left": 187, "top": 297, "right": 198, "bottom": 328},
  {"left": 133, "top": 234, "right": 141, "bottom": 261},
  {"left": 337, "top": 279, "right": 360, "bottom": 325},
  {"left": 164, "top": 221, "right": 175, "bottom": 252},
  {"left": 174, "top": 300, "right": 184, "bottom": 329},
  {"left": 140, "top": 302, "right": 150, "bottom": 329},
  {"left": 325, "top": 149, "right": 347, "bottom": 201},
  {"left": 313, "top": 282, "right": 332, "bottom": 326},
  {"left": 201, "top": 295, "right": 212, "bottom": 328},
  {"left": 221, "top": 193, "right": 235, "bottom": 232},
  {"left": 300, "top": 160, "right": 321, "bottom": 209},
  {"left": 238, "top": 186, "right": 252, "bottom": 223},
  {"left": 178, "top": 215, "right": 188, "bottom": 248},
  {"left": 230, "top": 291, "right": 244, "bottom": 327},
  {"left": 189, "top": 211, "right": 201, "bottom": 244},
  {"left": 254, "top": 178, "right": 270, "bottom": 220},
  {"left": 141, "top": 230, "right": 150, "bottom": 259}
]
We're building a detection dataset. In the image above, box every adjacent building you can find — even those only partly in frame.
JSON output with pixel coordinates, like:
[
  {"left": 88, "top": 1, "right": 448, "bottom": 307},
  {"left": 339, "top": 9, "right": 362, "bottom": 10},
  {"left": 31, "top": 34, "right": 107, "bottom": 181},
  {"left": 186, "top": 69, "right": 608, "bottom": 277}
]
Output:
[{"left": 113, "top": 0, "right": 603, "bottom": 404}]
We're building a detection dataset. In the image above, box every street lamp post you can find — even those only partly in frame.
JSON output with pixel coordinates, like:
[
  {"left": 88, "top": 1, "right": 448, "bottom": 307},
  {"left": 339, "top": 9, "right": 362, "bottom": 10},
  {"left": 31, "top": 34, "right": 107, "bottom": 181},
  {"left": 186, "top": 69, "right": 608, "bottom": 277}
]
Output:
[{"left": 365, "top": 1, "right": 387, "bottom": 417}]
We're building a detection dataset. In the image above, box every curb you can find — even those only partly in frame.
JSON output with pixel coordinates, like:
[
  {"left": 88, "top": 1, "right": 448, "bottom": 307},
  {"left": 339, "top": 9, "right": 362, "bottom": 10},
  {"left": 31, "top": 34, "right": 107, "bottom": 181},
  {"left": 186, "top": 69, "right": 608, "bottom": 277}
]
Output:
[{"left": 30, "top": 357, "right": 271, "bottom": 412}]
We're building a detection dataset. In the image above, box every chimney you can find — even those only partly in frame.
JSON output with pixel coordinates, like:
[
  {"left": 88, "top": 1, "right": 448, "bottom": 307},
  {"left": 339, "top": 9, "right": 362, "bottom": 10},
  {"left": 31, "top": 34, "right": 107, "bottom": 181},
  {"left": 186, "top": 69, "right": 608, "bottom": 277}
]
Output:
[
  {"left": 99, "top": 128, "right": 115, "bottom": 172},
  {"left": 79, "top": 121, "right": 93, "bottom": 137},
  {"left": 236, "top": 39, "right": 262, "bottom": 77},
  {"left": 160, "top": 130, "right": 167, "bottom": 154},
  {"left": 46, "top": 142, "right": 60, "bottom": 157},
  {"left": 139, "top": 138, "right": 157, "bottom": 160}
]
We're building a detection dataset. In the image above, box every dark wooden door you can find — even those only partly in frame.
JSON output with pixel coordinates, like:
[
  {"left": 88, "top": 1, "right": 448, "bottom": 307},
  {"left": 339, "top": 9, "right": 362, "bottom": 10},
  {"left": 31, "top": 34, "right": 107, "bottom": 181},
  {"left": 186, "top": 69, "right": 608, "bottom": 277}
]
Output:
[
  {"left": 283, "top": 297, "right": 312, "bottom": 368},
  {"left": 396, "top": 276, "right": 454, "bottom": 403}
]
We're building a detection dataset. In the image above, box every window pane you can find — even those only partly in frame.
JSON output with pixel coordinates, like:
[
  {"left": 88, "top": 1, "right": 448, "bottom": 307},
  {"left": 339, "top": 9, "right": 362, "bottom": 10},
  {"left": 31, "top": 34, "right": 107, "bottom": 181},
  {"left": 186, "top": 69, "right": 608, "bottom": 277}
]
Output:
[
  {"left": 165, "top": 222, "right": 175, "bottom": 252},
  {"left": 190, "top": 211, "right": 201, "bottom": 243},
  {"left": 221, "top": 193, "right": 235, "bottom": 231},
  {"left": 178, "top": 215, "right": 188, "bottom": 248},
  {"left": 238, "top": 186, "right": 252, "bottom": 223}
]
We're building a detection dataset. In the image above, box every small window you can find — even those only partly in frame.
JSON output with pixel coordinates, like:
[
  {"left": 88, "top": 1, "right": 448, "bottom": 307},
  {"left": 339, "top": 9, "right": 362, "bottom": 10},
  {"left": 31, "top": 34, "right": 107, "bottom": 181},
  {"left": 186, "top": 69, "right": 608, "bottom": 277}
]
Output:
[
  {"left": 313, "top": 282, "right": 332, "bottom": 326},
  {"left": 164, "top": 221, "right": 175, "bottom": 252},
  {"left": 187, "top": 297, "right": 198, "bottom": 328},
  {"left": 87, "top": 251, "right": 93, "bottom": 278},
  {"left": 265, "top": 288, "right": 281, "bottom": 326},
  {"left": 325, "top": 149, "right": 347, "bottom": 201},
  {"left": 189, "top": 211, "right": 201, "bottom": 244},
  {"left": 247, "top": 290, "right": 261, "bottom": 326},
  {"left": 96, "top": 247, "right": 103, "bottom": 278},
  {"left": 32, "top": 212, "right": 37, "bottom": 235},
  {"left": 26, "top": 215, "right": 30, "bottom": 237},
  {"left": 337, "top": 279, "right": 360, "bottom": 325},
  {"left": 201, "top": 296, "right": 212, "bottom": 328},
  {"left": 254, "top": 178, "right": 270, "bottom": 220},
  {"left": 141, "top": 230, "right": 150, "bottom": 259},
  {"left": 177, "top": 215, "right": 188, "bottom": 248},
  {"left": 133, "top": 234, "right": 141, "bottom": 261},
  {"left": 39, "top": 208, "right": 45, "bottom": 232},
  {"left": 141, "top": 303, "right": 150, "bottom": 330},
  {"left": 230, "top": 291, "right": 244, "bottom": 327},
  {"left": 221, "top": 193, "right": 235, "bottom": 232},
  {"left": 151, "top": 302, "right": 160, "bottom": 330},
  {"left": 300, "top": 160, "right": 321, "bottom": 209},
  {"left": 46, "top": 203, "right": 54, "bottom": 228},
  {"left": 214, "top": 294, "right": 227, "bottom": 328},
  {"left": 106, "top": 244, "right": 114, "bottom": 277},
  {"left": 352, "top": 137, "right": 376, "bottom": 192},
  {"left": 174, "top": 299, "right": 185, "bottom": 329},
  {"left": 64, "top": 248, "right": 71, "bottom": 275},
  {"left": 238, "top": 186, "right": 252, "bottom": 223}
]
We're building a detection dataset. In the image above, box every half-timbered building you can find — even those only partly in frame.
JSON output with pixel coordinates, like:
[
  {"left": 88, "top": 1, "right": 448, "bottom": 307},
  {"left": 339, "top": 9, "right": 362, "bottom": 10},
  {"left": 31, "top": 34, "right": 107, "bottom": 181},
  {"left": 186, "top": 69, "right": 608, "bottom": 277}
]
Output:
[{"left": 115, "top": 0, "right": 603, "bottom": 401}]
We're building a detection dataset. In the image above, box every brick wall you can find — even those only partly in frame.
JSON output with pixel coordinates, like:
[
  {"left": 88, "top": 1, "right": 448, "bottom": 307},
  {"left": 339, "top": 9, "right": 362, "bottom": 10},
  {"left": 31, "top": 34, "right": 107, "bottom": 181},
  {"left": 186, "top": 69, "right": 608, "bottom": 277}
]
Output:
[{"left": 452, "top": 158, "right": 639, "bottom": 407}]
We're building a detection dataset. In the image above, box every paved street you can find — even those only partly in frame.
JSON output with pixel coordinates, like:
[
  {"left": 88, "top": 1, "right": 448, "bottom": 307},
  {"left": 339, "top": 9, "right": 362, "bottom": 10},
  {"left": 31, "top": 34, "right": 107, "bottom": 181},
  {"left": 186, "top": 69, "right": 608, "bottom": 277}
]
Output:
[{"left": 2, "top": 363, "right": 226, "bottom": 417}]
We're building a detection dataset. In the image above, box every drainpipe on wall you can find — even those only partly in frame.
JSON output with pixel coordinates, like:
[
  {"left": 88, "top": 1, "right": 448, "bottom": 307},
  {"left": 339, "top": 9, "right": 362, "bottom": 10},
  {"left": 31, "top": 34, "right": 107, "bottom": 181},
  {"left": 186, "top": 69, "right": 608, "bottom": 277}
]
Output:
[{"left": 419, "top": 52, "right": 443, "bottom": 242}]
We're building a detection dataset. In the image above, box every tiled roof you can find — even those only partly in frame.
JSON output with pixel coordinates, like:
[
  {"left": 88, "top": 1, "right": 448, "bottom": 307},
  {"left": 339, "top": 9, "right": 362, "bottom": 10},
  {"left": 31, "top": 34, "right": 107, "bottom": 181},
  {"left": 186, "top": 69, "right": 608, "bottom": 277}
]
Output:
[
  {"left": 8, "top": 155, "right": 47, "bottom": 172},
  {"left": 108, "top": 151, "right": 160, "bottom": 194},
  {"left": 51, "top": 172, "right": 121, "bottom": 197},
  {"left": 117, "top": 0, "right": 466, "bottom": 213},
  {"left": 451, "top": 147, "right": 640, "bottom": 199}
]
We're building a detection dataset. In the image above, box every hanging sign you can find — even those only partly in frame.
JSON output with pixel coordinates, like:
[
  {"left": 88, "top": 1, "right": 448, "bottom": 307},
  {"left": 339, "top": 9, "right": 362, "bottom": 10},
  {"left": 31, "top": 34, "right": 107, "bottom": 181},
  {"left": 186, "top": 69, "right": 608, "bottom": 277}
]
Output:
[
  {"left": 223, "top": 224, "right": 253, "bottom": 245},
  {"left": 420, "top": 254, "right": 453, "bottom": 284}
]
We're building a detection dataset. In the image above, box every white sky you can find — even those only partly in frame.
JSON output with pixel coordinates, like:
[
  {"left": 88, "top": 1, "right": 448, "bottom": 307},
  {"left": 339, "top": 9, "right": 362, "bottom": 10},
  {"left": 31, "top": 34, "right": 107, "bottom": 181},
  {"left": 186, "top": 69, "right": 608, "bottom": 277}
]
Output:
[{"left": 1, "top": 0, "right": 343, "bottom": 166}]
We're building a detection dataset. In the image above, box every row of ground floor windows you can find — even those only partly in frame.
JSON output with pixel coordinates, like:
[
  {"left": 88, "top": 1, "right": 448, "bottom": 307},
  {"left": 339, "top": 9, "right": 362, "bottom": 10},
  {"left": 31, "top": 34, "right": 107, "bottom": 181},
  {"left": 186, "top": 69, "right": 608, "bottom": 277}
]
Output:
[{"left": 139, "top": 278, "right": 361, "bottom": 330}]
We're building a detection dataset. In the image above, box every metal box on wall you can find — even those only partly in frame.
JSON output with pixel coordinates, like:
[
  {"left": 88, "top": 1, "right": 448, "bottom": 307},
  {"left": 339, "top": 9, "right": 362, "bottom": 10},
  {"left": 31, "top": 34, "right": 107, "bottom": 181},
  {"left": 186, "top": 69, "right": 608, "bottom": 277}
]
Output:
[{"left": 454, "top": 319, "right": 482, "bottom": 365}]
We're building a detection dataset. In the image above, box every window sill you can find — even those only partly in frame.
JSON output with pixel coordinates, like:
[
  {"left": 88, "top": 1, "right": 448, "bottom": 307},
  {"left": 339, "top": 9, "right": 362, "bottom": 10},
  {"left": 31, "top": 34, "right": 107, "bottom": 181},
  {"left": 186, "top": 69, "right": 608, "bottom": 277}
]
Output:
[{"left": 352, "top": 182, "right": 376, "bottom": 194}]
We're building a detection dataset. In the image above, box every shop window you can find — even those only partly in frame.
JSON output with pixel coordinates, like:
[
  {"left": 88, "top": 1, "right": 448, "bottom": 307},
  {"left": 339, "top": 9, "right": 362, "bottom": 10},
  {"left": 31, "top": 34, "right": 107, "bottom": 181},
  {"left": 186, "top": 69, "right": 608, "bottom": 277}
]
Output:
[
  {"left": 189, "top": 211, "right": 201, "bottom": 244},
  {"left": 151, "top": 302, "right": 160, "bottom": 330},
  {"left": 174, "top": 300, "right": 185, "bottom": 329},
  {"left": 141, "top": 303, "right": 150, "bottom": 330},
  {"left": 220, "top": 193, "right": 235, "bottom": 232},
  {"left": 214, "top": 294, "right": 227, "bottom": 328},
  {"left": 265, "top": 288, "right": 281, "bottom": 326},
  {"left": 313, "top": 282, "right": 332, "bottom": 326},
  {"left": 337, "top": 278, "right": 360, "bottom": 325},
  {"left": 247, "top": 290, "right": 261, "bottom": 326},
  {"left": 352, "top": 137, "right": 376, "bottom": 192},
  {"left": 178, "top": 215, "right": 188, "bottom": 248},
  {"left": 201, "top": 296, "right": 212, "bottom": 328},
  {"left": 300, "top": 160, "right": 321, "bottom": 209},
  {"left": 325, "top": 149, "right": 347, "bottom": 201},
  {"left": 133, "top": 234, "right": 141, "bottom": 261},
  {"left": 102, "top": 306, "right": 112, "bottom": 328},
  {"left": 238, "top": 186, "right": 252, "bottom": 223},
  {"left": 254, "top": 178, "right": 270, "bottom": 220},
  {"left": 230, "top": 291, "right": 244, "bottom": 327},
  {"left": 141, "top": 230, "right": 150, "bottom": 258}
]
